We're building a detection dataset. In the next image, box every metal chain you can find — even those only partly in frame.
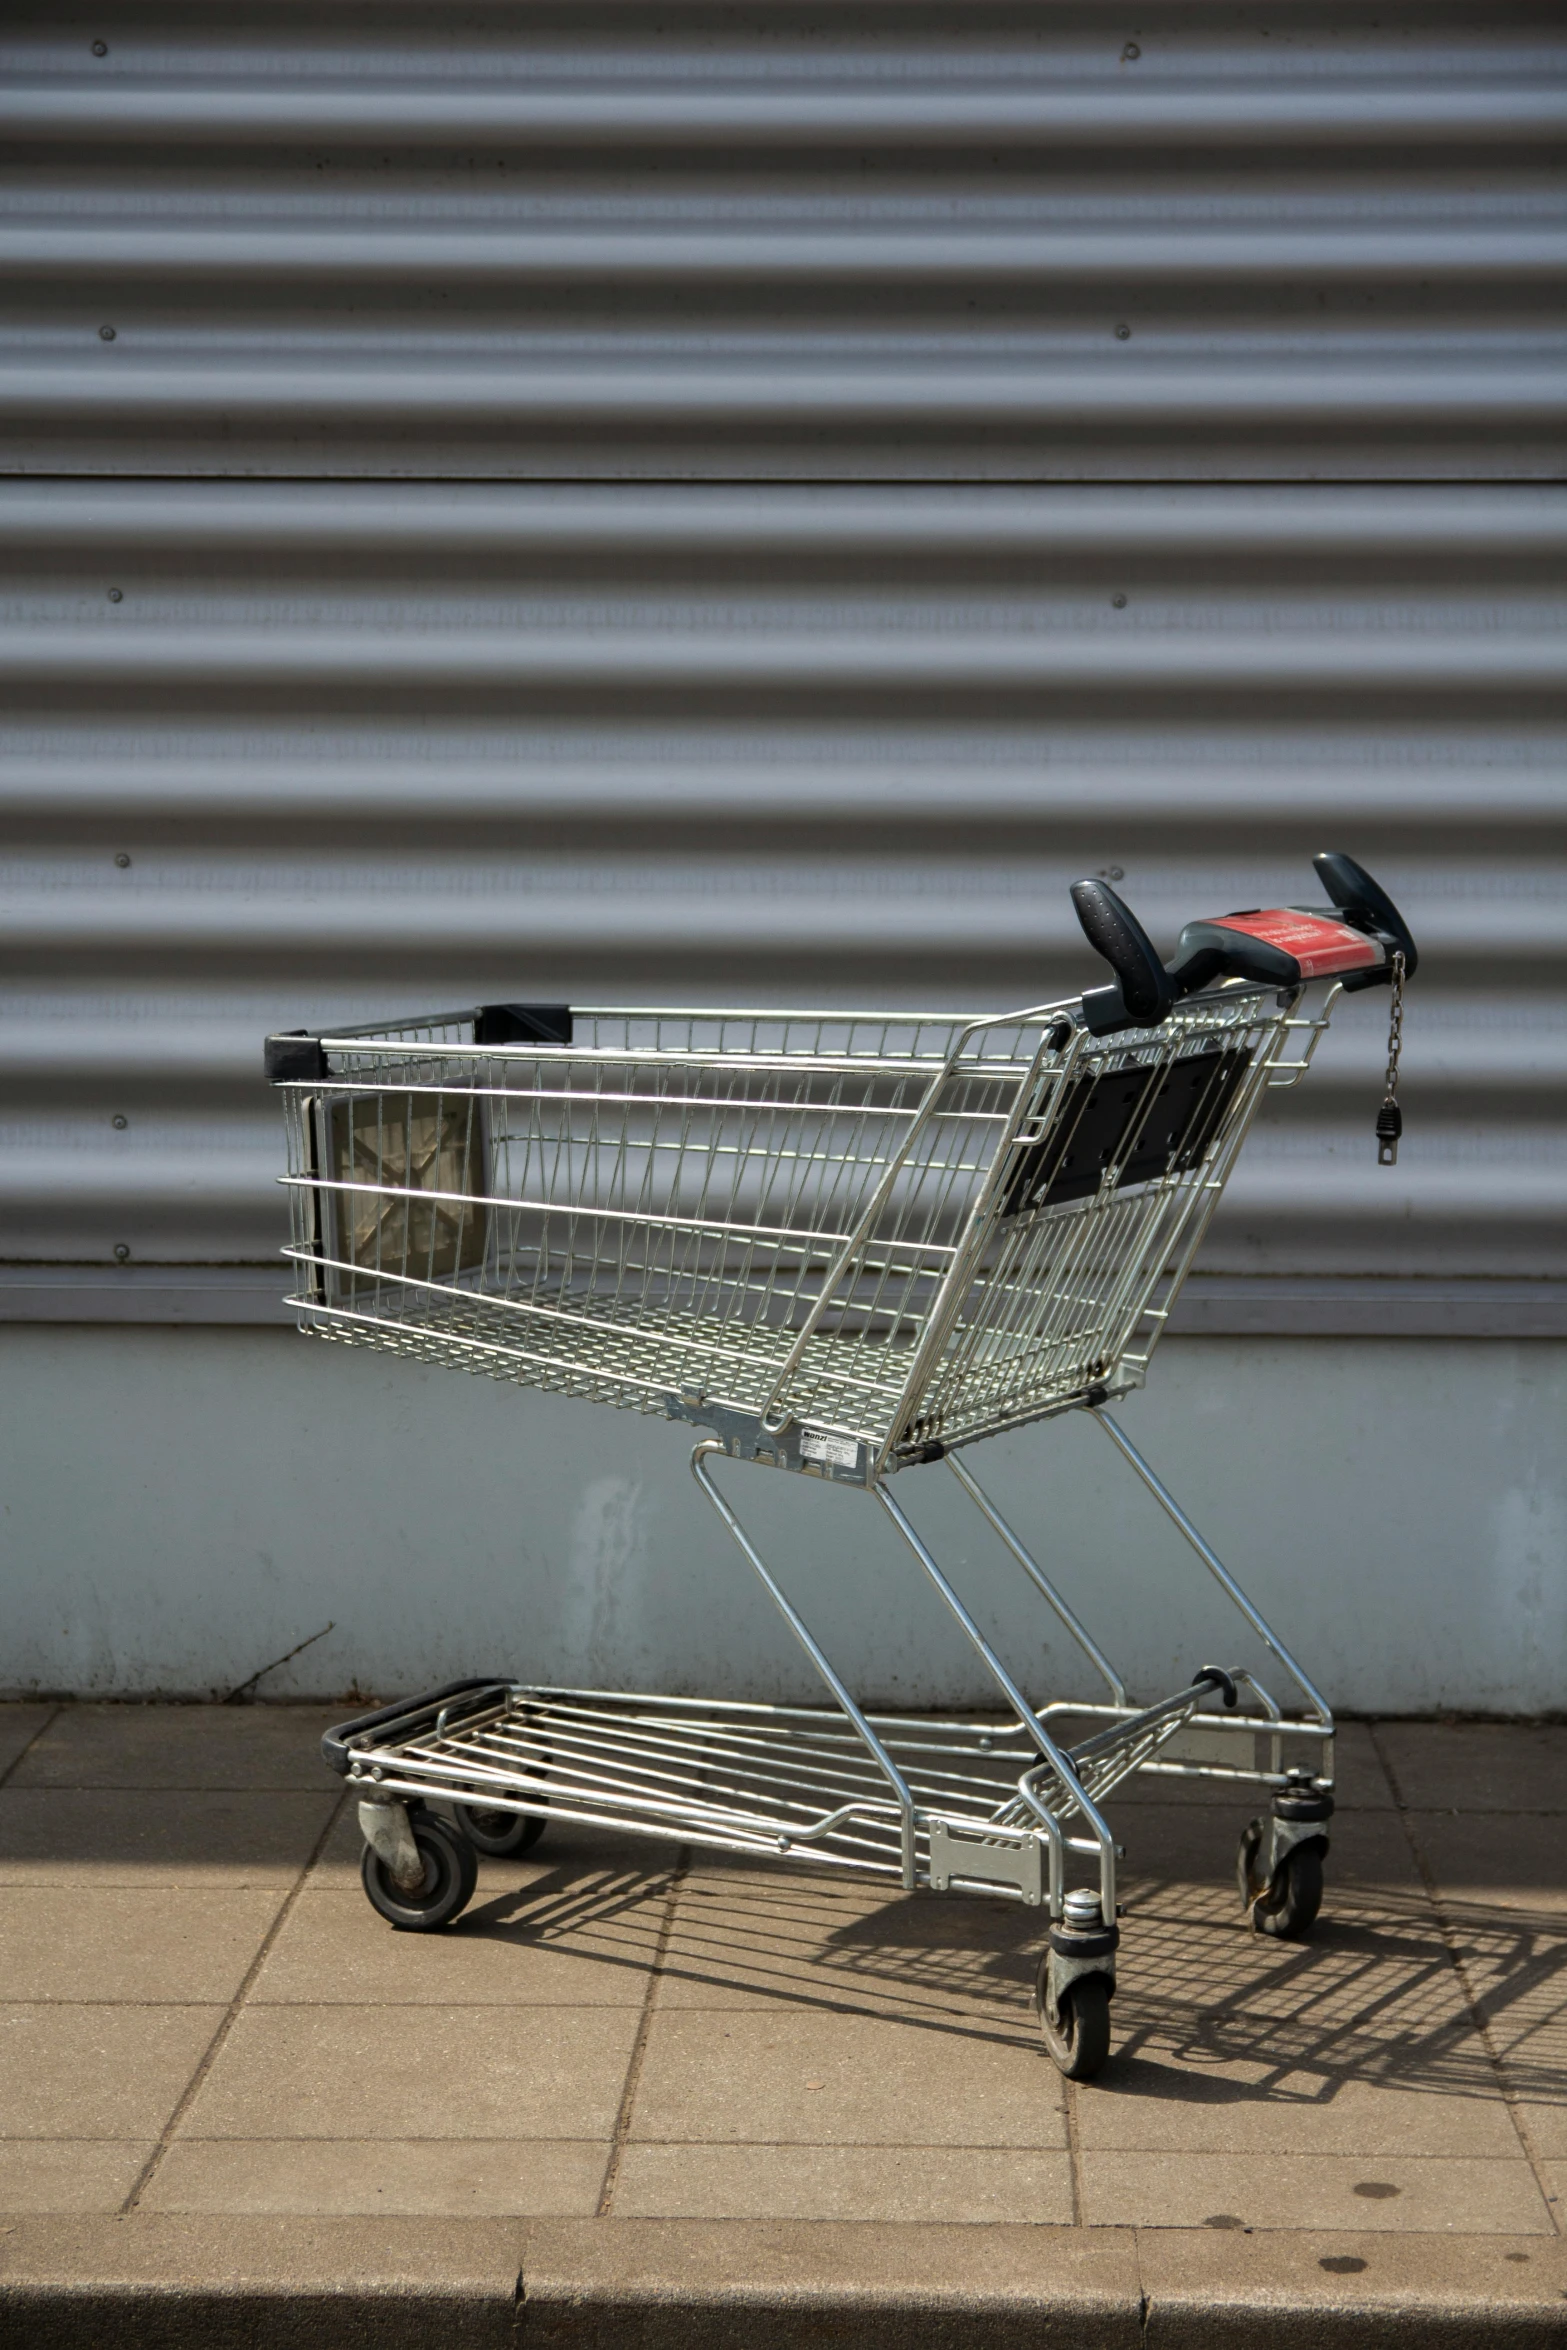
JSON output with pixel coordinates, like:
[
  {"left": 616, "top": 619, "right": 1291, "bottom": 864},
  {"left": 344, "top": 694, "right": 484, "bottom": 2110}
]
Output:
[
  {"left": 1375, "top": 950, "right": 1406, "bottom": 1165},
  {"left": 1382, "top": 951, "right": 1405, "bottom": 1099}
]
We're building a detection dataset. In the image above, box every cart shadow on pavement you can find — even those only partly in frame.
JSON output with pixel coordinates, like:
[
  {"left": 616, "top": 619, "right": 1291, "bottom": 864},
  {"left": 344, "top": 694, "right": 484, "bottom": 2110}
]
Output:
[
  {"left": 460, "top": 1856, "right": 682, "bottom": 1944},
  {"left": 1104, "top": 1893, "right": 1567, "bottom": 2108},
  {"left": 457, "top": 1839, "right": 1566, "bottom": 2112}
]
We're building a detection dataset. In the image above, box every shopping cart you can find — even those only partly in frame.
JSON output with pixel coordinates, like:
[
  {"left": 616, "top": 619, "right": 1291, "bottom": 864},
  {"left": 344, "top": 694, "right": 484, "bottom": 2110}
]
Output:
[{"left": 269, "top": 853, "right": 1416, "bottom": 2079}]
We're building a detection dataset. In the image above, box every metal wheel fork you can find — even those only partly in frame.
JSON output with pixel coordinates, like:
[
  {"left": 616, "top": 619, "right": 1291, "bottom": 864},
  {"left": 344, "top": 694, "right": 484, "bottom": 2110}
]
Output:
[{"left": 358, "top": 1797, "right": 424, "bottom": 1892}]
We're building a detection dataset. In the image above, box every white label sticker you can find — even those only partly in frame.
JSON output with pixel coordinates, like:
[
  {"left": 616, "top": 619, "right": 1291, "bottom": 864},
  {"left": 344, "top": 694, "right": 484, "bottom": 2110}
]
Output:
[{"left": 800, "top": 1428, "right": 860, "bottom": 1471}]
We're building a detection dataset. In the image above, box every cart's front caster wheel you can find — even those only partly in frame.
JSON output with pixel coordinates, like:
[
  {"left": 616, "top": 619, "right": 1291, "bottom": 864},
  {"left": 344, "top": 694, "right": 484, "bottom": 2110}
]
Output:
[
  {"left": 1034, "top": 1949, "right": 1113, "bottom": 2082},
  {"left": 451, "top": 1801, "right": 546, "bottom": 1859},
  {"left": 1251, "top": 1841, "right": 1325, "bottom": 1940},
  {"left": 361, "top": 1813, "right": 478, "bottom": 1931},
  {"left": 1037, "top": 1969, "right": 1112, "bottom": 2082}
]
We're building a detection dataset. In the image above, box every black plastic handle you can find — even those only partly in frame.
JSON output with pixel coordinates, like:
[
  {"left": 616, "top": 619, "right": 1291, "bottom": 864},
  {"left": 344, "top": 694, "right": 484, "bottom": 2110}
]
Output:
[
  {"left": 1069, "top": 879, "right": 1174, "bottom": 1031},
  {"left": 1312, "top": 854, "right": 1419, "bottom": 980},
  {"left": 320, "top": 1676, "right": 502, "bottom": 1778},
  {"left": 1066, "top": 856, "right": 1415, "bottom": 1035}
]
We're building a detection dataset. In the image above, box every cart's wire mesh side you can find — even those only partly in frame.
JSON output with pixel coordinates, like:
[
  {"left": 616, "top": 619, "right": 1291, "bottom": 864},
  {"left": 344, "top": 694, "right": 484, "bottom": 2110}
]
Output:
[
  {"left": 277, "top": 990, "right": 1291, "bottom": 1460},
  {"left": 900, "top": 1007, "right": 1279, "bottom": 1453}
]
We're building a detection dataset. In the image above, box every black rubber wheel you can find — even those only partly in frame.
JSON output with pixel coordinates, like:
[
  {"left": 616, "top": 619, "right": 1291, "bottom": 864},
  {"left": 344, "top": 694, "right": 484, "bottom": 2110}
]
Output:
[
  {"left": 360, "top": 1812, "right": 479, "bottom": 1931},
  {"left": 1036, "top": 1960, "right": 1113, "bottom": 2082},
  {"left": 451, "top": 1801, "right": 547, "bottom": 1859},
  {"left": 1252, "top": 1842, "right": 1325, "bottom": 1940}
]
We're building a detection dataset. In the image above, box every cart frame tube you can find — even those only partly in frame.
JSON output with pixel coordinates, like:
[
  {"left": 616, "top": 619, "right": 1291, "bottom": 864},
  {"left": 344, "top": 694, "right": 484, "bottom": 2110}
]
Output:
[
  {"left": 1090, "top": 1407, "right": 1334, "bottom": 1733},
  {"left": 689, "top": 1440, "right": 920, "bottom": 1888},
  {"left": 944, "top": 1452, "right": 1129, "bottom": 1708},
  {"left": 873, "top": 1483, "right": 1117, "bottom": 1925}
]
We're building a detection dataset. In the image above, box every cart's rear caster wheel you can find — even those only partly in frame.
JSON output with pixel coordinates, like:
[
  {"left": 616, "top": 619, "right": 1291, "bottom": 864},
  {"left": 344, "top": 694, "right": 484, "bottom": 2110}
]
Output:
[
  {"left": 451, "top": 1802, "right": 546, "bottom": 1859},
  {"left": 1251, "top": 1841, "right": 1324, "bottom": 1939},
  {"left": 361, "top": 1813, "right": 478, "bottom": 1931},
  {"left": 1035, "top": 1962, "right": 1113, "bottom": 2082}
]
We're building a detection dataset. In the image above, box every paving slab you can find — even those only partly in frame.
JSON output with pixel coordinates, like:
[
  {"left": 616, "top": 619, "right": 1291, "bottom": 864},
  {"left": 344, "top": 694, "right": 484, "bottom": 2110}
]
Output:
[
  {"left": 252, "top": 1881, "right": 663, "bottom": 2007},
  {"left": 611, "top": 2141, "right": 1075, "bottom": 2224},
  {"left": 1374, "top": 1722, "right": 1567, "bottom": 1815},
  {"left": 659, "top": 1860, "right": 1036, "bottom": 2024},
  {"left": 178, "top": 2000, "right": 642, "bottom": 2143},
  {"left": 0, "top": 2140, "right": 152, "bottom": 2215},
  {"left": 1522, "top": 2105, "right": 1567, "bottom": 2163},
  {"left": 0, "top": 1787, "right": 340, "bottom": 1887},
  {"left": 1409, "top": 1812, "right": 1567, "bottom": 1915},
  {"left": 0, "top": 1887, "right": 284, "bottom": 2003},
  {"left": 1434, "top": 1908, "right": 1565, "bottom": 2137},
  {"left": 1073, "top": 2064, "right": 1521, "bottom": 2157},
  {"left": 141, "top": 2135, "right": 609, "bottom": 2218},
  {"left": 0, "top": 1705, "right": 57, "bottom": 1783},
  {"left": 9, "top": 1703, "right": 345, "bottom": 1791},
  {"left": 632, "top": 2006, "right": 1066, "bottom": 2149},
  {"left": 1083, "top": 2148, "right": 1553, "bottom": 2233},
  {"left": 0, "top": 2002, "right": 222, "bottom": 2138}
]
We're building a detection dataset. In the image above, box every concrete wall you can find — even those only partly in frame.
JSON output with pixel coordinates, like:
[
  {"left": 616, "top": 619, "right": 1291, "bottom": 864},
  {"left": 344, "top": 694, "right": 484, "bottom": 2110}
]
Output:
[{"left": 2, "top": 1325, "right": 1560, "bottom": 1717}]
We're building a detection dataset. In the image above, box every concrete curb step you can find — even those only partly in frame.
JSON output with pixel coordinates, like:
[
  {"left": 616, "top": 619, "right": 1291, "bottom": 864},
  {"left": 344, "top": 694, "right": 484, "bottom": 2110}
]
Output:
[{"left": 1, "top": 2217, "right": 1563, "bottom": 2349}]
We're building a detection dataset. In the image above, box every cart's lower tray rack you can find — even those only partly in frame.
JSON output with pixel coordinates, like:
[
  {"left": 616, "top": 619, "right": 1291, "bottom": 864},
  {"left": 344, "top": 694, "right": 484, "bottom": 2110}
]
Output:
[{"left": 326, "top": 1673, "right": 1311, "bottom": 1906}]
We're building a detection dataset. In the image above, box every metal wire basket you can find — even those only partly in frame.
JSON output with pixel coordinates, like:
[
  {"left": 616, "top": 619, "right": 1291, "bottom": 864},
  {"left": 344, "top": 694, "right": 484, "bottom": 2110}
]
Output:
[{"left": 276, "top": 985, "right": 1305, "bottom": 1480}]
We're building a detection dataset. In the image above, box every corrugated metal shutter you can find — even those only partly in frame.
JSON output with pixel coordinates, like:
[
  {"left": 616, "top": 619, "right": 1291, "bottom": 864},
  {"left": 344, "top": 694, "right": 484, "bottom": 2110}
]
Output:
[
  {"left": 2, "top": 5, "right": 1562, "bottom": 1331},
  {"left": 3, "top": 4, "right": 1564, "bottom": 480}
]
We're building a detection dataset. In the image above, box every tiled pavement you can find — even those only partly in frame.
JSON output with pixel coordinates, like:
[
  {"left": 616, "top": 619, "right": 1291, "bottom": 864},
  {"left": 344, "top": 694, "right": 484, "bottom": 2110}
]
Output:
[{"left": 0, "top": 1702, "right": 1560, "bottom": 2337}]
